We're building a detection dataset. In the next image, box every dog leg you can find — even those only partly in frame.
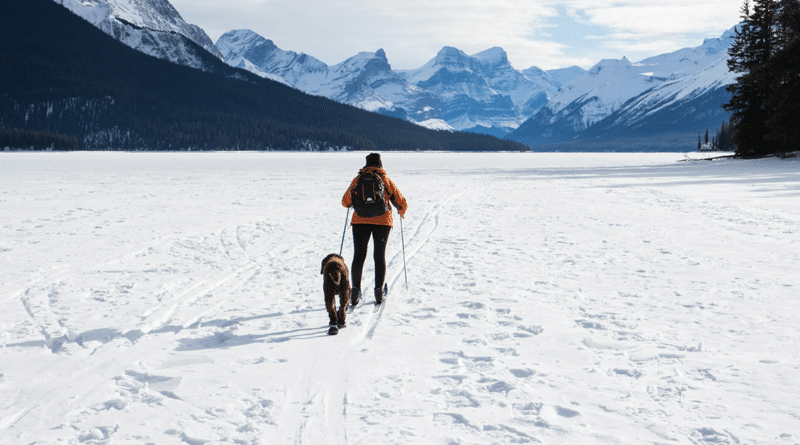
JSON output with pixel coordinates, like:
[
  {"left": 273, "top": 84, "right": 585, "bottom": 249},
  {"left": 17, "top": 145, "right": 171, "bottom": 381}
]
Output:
[
  {"left": 337, "top": 300, "right": 347, "bottom": 328},
  {"left": 339, "top": 282, "right": 351, "bottom": 327},
  {"left": 325, "top": 293, "right": 338, "bottom": 328}
]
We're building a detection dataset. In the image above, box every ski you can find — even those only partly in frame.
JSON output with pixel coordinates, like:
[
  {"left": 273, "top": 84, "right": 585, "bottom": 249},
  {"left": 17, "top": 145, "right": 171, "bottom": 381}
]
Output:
[
  {"left": 373, "top": 283, "right": 388, "bottom": 313},
  {"left": 347, "top": 296, "right": 360, "bottom": 314},
  {"left": 347, "top": 283, "right": 388, "bottom": 313},
  {"left": 347, "top": 294, "right": 364, "bottom": 314}
]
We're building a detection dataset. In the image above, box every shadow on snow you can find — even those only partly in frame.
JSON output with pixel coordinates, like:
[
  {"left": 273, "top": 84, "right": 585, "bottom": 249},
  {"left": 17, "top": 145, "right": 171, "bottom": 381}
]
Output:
[{"left": 4, "top": 309, "right": 329, "bottom": 353}]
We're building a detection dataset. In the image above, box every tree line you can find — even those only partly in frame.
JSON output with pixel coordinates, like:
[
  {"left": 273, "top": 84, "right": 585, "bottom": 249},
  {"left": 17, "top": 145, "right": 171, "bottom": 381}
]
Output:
[
  {"left": 1, "top": 127, "right": 79, "bottom": 151},
  {"left": 725, "top": 0, "right": 800, "bottom": 157},
  {"left": 698, "top": 120, "right": 735, "bottom": 151}
]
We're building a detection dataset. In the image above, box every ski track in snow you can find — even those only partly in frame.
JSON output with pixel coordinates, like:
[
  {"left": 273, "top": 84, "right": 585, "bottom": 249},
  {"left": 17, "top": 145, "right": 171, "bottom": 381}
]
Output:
[{"left": 1, "top": 152, "right": 799, "bottom": 444}]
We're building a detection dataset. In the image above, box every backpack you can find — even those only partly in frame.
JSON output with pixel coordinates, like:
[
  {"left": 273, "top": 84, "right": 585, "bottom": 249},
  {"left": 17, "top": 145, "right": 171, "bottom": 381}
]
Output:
[{"left": 350, "top": 171, "right": 389, "bottom": 218}]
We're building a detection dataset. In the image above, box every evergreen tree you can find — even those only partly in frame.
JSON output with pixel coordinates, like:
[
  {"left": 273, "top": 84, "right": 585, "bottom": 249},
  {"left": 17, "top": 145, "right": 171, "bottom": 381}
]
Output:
[
  {"left": 724, "top": 0, "right": 800, "bottom": 156},
  {"left": 716, "top": 120, "right": 736, "bottom": 151},
  {"left": 775, "top": 0, "right": 800, "bottom": 46},
  {"left": 765, "top": 0, "right": 800, "bottom": 153},
  {"left": 724, "top": 0, "right": 778, "bottom": 156}
]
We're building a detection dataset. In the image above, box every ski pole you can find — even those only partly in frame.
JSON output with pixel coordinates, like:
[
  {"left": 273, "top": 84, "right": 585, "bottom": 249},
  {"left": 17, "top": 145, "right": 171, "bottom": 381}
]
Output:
[
  {"left": 400, "top": 214, "right": 408, "bottom": 285},
  {"left": 339, "top": 207, "right": 350, "bottom": 256}
]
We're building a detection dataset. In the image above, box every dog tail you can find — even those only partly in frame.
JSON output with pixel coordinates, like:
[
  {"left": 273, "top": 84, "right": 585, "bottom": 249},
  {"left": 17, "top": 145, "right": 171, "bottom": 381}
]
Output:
[{"left": 327, "top": 271, "right": 342, "bottom": 286}]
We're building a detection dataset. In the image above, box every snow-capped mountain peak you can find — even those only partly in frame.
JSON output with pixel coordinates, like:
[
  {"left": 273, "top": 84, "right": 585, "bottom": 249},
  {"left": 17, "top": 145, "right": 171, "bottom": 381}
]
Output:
[
  {"left": 545, "top": 66, "right": 587, "bottom": 87},
  {"left": 433, "top": 46, "right": 479, "bottom": 68},
  {"left": 215, "top": 29, "right": 271, "bottom": 61},
  {"left": 406, "top": 46, "right": 484, "bottom": 82},
  {"left": 216, "top": 30, "right": 327, "bottom": 87},
  {"left": 54, "top": 0, "right": 224, "bottom": 69},
  {"left": 336, "top": 49, "right": 391, "bottom": 74},
  {"left": 549, "top": 56, "right": 659, "bottom": 121},
  {"left": 587, "top": 57, "right": 633, "bottom": 76},
  {"left": 635, "top": 25, "right": 738, "bottom": 79},
  {"left": 700, "top": 26, "right": 737, "bottom": 55},
  {"left": 473, "top": 47, "right": 510, "bottom": 67}
]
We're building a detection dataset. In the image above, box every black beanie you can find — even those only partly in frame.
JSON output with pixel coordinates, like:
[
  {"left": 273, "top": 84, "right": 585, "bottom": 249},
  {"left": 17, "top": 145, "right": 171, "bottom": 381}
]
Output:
[{"left": 365, "top": 153, "right": 382, "bottom": 168}]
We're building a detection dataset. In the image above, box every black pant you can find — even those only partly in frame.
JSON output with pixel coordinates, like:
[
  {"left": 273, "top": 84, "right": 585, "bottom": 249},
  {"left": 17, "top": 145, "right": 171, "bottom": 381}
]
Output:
[{"left": 351, "top": 224, "right": 392, "bottom": 290}]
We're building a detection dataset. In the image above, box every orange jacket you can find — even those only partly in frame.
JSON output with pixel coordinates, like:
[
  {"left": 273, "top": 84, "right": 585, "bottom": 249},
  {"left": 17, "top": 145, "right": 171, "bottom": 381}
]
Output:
[{"left": 342, "top": 167, "right": 408, "bottom": 227}]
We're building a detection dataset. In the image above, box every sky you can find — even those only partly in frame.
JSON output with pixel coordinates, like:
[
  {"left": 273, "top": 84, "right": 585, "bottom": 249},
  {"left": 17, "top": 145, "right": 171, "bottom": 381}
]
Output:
[{"left": 170, "top": 0, "right": 743, "bottom": 71}]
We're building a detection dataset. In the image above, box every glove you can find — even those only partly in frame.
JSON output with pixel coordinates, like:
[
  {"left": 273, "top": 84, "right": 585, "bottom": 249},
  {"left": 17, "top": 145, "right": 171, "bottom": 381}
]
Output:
[{"left": 399, "top": 207, "right": 406, "bottom": 219}]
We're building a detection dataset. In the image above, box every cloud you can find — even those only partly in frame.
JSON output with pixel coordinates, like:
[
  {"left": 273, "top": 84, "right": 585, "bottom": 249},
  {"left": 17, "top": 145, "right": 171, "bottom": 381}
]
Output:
[
  {"left": 171, "top": 0, "right": 742, "bottom": 71},
  {"left": 577, "top": 1, "right": 739, "bottom": 35},
  {"left": 566, "top": 1, "right": 740, "bottom": 63}
]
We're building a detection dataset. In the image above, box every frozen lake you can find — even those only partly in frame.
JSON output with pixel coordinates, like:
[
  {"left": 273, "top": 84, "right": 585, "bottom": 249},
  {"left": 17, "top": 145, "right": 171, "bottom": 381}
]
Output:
[{"left": 1, "top": 151, "right": 799, "bottom": 444}]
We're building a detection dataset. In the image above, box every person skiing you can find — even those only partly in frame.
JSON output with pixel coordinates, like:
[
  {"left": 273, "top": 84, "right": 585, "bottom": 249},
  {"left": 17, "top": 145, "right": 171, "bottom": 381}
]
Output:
[{"left": 342, "top": 153, "right": 408, "bottom": 306}]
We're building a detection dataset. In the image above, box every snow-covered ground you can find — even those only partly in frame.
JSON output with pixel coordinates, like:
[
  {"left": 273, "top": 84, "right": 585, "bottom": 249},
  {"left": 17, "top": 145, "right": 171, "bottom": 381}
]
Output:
[{"left": 1, "top": 152, "right": 799, "bottom": 445}]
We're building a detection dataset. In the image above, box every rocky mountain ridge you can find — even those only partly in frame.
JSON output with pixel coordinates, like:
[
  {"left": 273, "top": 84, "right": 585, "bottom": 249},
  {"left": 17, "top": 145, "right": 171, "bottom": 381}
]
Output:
[{"left": 54, "top": 0, "right": 224, "bottom": 71}]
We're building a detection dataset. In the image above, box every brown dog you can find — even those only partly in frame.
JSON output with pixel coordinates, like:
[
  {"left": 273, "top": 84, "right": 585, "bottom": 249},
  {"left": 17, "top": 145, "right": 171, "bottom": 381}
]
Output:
[{"left": 320, "top": 253, "right": 351, "bottom": 335}]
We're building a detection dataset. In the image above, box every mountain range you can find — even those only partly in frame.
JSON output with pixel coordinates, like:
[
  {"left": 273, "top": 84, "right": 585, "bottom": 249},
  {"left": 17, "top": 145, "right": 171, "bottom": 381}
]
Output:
[
  {"left": 217, "top": 30, "right": 575, "bottom": 136},
  {"left": 215, "top": 26, "right": 736, "bottom": 150},
  {"left": 45, "top": 0, "right": 736, "bottom": 151},
  {"left": 2, "top": 0, "right": 524, "bottom": 152},
  {"left": 507, "top": 28, "right": 737, "bottom": 150}
]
